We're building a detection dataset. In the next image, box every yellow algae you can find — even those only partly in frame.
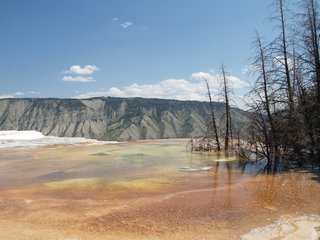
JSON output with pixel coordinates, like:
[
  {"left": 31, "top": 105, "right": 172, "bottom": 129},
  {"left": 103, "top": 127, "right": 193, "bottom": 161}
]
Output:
[
  {"left": 8, "top": 174, "right": 179, "bottom": 198},
  {"left": 5, "top": 178, "right": 108, "bottom": 198},
  {"left": 44, "top": 178, "right": 102, "bottom": 190},
  {"left": 43, "top": 176, "right": 178, "bottom": 193},
  {"left": 110, "top": 178, "right": 176, "bottom": 192}
]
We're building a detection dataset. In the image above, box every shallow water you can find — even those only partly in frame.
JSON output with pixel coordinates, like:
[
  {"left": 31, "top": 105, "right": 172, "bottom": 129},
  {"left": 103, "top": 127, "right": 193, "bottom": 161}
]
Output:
[{"left": 0, "top": 139, "right": 319, "bottom": 239}]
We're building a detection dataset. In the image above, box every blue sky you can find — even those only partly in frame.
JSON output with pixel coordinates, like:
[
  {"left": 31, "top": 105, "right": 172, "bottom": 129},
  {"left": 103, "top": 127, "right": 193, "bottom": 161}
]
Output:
[{"left": 1, "top": 0, "right": 275, "bottom": 107}]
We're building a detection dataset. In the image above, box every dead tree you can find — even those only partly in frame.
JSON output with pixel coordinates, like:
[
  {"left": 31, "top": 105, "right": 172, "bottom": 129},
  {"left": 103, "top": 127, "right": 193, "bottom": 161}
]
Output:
[
  {"left": 300, "top": 0, "right": 320, "bottom": 105},
  {"left": 272, "top": 0, "right": 295, "bottom": 113},
  {"left": 297, "top": 0, "right": 320, "bottom": 162},
  {"left": 256, "top": 32, "right": 280, "bottom": 167},
  {"left": 221, "top": 65, "right": 233, "bottom": 150},
  {"left": 238, "top": 31, "right": 281, "bottom": 171},
  {"left": 204, "top": 78, "right": 221, "bottom": 151}
]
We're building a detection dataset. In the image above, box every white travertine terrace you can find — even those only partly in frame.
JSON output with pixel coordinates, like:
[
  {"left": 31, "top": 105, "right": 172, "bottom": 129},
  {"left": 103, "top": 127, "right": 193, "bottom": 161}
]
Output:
[{"left": 0, "top": 130, "right": 116, "bottom": 148}]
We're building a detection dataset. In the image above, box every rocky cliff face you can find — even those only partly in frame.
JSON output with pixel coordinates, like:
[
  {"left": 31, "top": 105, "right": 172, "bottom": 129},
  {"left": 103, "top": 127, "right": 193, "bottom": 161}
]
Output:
[{"left": 0, "top": 97, "right": 246, "bottom": 141}]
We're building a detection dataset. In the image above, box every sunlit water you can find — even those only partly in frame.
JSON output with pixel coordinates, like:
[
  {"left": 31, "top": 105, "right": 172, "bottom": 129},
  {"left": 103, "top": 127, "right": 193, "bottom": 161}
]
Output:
[{"left": 0, "top": 139, "right": 319, "bottom": 239}]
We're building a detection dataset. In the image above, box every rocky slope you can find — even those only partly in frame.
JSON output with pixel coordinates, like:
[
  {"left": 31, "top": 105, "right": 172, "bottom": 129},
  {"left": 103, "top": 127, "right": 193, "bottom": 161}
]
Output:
[{"left": 0, "top": 97, "right": 246, "bottom": 141}]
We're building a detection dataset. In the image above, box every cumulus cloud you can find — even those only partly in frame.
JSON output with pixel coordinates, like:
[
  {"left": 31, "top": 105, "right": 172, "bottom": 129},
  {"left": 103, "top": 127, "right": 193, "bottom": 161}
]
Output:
[
  {"left": 273, "top": 56, "right": 294, "bottom": 69},
  {"left": 192, "top": 72, "right": 216, "bottom": 82},
  {"left": 62, "top": 64, "right": 98, "bottom": 83},
  {"left": 192, "top": 71, "right": 250, "bottom": 89},
  {"left": 63, "top": 76, "right": 96, "bottom": 83},
  {"left": 73, "top": 78, "right": 209, "bottom": 101},
  {"left": 65, "top": 65, "right": 98, "bottom": 75},
  {"left": 227, "top": 75, "right": 251, "bottom": 88},
  {"left": 72, "top": 71, "right": 249, "bottom": 109},
  {"left": 120, "top": 21, "right": 133, "bottom": 29}
]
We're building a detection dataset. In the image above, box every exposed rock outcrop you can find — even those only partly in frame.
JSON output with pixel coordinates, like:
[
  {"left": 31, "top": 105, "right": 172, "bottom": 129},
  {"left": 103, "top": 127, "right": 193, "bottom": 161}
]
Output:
[{"left": 0, "top": 97, "right": 246, "bottom": 141}]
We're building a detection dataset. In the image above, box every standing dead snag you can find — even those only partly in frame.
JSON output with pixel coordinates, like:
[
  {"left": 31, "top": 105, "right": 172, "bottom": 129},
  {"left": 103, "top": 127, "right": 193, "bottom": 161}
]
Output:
[
  {"left": 186, "top": 77, "right": 221, "bottom": 152},
  {"left": 298, "top": 0, "right": 320, "bottom": 162},
  {"left": 204, "top": 77, "right": 221, "bottom": 151},
  {"left": 221, "top": 65, "right": 233, "bottom": 150},
  {"left": 188, "top": 68, "right": 235, "bottom": 152},
  {"left": 278, "top": 0, "right": 295, "bottom": 114},
  {"left": 257, "top": 32, "right": 279, "bottom": 170}
]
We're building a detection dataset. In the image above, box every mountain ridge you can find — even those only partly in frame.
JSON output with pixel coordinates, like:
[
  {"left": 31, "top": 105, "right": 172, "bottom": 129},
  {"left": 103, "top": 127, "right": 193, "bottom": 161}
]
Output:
[{"left": 0, "top": 97, "right": 246, "bottom": 141}]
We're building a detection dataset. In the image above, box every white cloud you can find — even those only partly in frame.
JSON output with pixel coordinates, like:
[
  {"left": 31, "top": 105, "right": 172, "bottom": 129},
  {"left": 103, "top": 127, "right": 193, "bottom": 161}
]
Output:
[
  {"left": 0, "top": 94, "right": 15, "bottom": 99},
  {"left": 28, "top": 91, "right": 40, "bottom": 95},
  {"left": 62, "top": 64, "right": 98, "bottom": 83},
  {"left": 62, "top": 76, "right": 96, "bottom": 83},
  {"left": 14, "top": 91, "right": 25, "bottom": 96},
  {"left": 120, "top": 21, "right": 133, "bottom": 29},
  {"left": 73, "top": 78, "right": 209, "bottom": 101},
  {"left": 65, "top": 65, "right": 98, "bottom": 75},
  {"left": 273, "top": 56, "right": 294, "bottom": 69},
  {"left": 72, "top": 72, "right": 249, "bottom": 109},
  {"left": 192, "top": 71, "right": 250, "bottom": 89},
  {"left": 111, "top": 17, "right": 119, "bottom": 22},
  {"left": 241, "top": 65, "right": 260, "bottom": 74},
  {"left": 227, "top": 75, "right": 251, "bottom": 88},
  {"left": 0, "top": 92, "right": 24, "bottom": 98},
  {"left": 191, "top": 72, "right": 221, "bottom": 90}
]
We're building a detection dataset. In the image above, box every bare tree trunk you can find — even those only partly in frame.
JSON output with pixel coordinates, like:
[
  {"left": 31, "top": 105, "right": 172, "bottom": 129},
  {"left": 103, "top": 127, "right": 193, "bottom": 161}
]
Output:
[
  {"left": 306, "top": 0, "right": 320, "bottom": 163},
  {"left": 299, "top": 0, "right": 320, "bottom": 163},
  {"left": 204, "top": 78, "right": 221, "bottom": 151},
  {"left": 279, "top": 0, "right": 295, "bottom": 113},
  {"left": 256, "top": 32, "right": 280, "bottom": 164},
  {"left": 308, "top": 0, "right": 320, "bottom": 105},
  {"left": 221, "top": 65, "right": 231, "bottom": 150}
]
